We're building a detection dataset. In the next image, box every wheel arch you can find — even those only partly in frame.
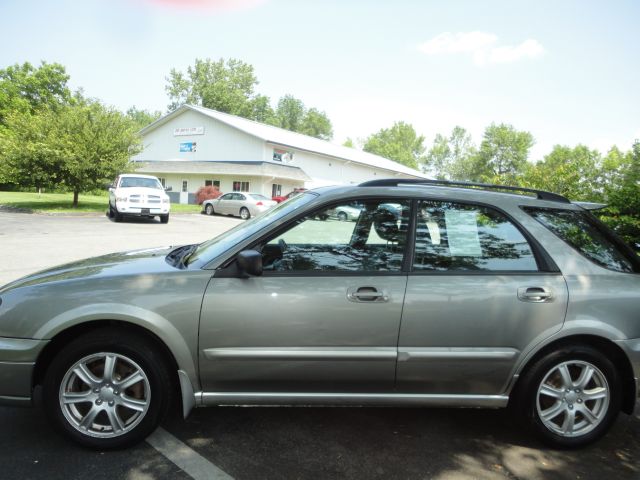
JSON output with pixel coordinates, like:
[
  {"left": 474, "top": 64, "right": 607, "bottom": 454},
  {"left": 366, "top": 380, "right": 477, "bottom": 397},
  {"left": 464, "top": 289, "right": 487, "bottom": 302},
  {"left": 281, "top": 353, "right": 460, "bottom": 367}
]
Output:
[
  {"left": 32, "top": 319, "right": 194, "bottom": 417},
  {"left": 510, "top": 334, "right": 636, "bottom": 414}
]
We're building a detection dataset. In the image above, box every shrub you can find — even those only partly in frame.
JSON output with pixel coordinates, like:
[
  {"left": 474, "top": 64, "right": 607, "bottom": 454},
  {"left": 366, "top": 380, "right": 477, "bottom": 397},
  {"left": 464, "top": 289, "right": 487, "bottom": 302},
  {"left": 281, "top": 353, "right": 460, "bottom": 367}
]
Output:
[{"left": 195, "top": 185, "right": 222, "bottom": 205}]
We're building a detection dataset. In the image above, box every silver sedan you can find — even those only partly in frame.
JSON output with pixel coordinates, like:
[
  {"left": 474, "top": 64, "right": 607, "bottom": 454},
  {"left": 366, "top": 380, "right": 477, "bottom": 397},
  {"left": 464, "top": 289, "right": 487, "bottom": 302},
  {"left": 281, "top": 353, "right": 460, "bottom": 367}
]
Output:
[{"left": 202, "top": 192, "right": 277, "bottom": 220}]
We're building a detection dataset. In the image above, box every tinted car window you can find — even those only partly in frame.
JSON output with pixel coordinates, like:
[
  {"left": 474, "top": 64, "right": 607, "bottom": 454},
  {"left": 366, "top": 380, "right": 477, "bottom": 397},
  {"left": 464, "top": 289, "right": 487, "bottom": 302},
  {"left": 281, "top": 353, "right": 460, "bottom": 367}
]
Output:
[
  {"left": 261, "top": 199, "right": 410, "bottom": 272},
  {"left": 524, "top": 207, "right": 639, "bottom": 273},
  {"left": 414, "top": 200, "right": 538, "bottom": 272}
]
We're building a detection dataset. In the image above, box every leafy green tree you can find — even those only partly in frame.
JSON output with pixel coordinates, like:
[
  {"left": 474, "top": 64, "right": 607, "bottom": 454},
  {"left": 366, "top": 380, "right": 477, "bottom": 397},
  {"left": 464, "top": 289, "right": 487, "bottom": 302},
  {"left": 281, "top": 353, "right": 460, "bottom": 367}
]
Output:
[
  {"left": 343, "top": 137, "right": 355, "bottom": 148},
  {"left": 250, "top": 94, "right": 276, "bottom": 125},
  {"left": 471, "top": 123, "right": 534, "bottom": 183},
  {"left": 599, "top": 142, "right": 640, "bottom": 247},
  {"left": 300, "top": 107, "right": 333, "bottom": 140},
  {"left": 125, "top": 106, "right": 162, "bottom": 131},
  {"left": 363, "top": 121, "right": 426, "bottom": 169},
  {"left": 426, "top": 126, "right": 476, "bottom": 179},
  {"left": 0, "top": 61, "right": 71, "bottom": 124},
  {"left": 522, "top": 145, "right": 602, "bottom": 201},
  {"left": 3, "top": 99, "right": 141, "bottom": 207},
  {"left": 165, "top": 58, "right": 259, "bottom": 116},
  {"left": 275, "top": 94, "right": 306, "bottom": 132}
]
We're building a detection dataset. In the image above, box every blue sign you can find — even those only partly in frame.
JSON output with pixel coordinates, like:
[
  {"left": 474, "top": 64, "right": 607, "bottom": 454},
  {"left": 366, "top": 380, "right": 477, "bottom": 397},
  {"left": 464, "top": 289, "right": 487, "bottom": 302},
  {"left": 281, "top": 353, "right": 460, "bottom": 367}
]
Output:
[{"left": 180, "top": 142, "right": 196, "bottom": 152}]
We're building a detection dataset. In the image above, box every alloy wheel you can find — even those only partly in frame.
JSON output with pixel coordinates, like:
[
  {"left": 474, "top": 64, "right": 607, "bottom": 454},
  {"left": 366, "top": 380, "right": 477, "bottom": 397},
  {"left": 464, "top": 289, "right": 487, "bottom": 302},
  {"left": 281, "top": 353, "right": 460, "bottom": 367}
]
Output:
[
  {"left": 536, "top": 360, "right": 609, "bottom": 438},
  {"left": 58, "top": 352, "right": 151, "bottom": 438}
]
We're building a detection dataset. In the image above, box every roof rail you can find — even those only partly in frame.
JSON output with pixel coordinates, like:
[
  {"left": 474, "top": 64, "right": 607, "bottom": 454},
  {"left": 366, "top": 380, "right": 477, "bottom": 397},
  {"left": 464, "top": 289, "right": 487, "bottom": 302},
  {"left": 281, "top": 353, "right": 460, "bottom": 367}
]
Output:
[{"left": 358, "top": 178, "right": 571, "bottom": 203}]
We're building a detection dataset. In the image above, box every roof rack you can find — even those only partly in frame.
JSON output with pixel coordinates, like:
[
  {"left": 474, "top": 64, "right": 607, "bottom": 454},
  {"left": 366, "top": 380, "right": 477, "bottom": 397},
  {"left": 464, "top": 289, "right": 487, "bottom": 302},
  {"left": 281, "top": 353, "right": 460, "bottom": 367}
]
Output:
[{"left": 358, "top": 178, "right": 570, "bottom": 203}]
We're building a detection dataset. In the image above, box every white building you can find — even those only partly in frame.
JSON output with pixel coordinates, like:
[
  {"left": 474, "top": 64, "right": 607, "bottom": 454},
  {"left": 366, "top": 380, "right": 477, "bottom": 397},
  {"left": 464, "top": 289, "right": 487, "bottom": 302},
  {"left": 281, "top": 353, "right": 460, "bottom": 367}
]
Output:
[{"left": 132, "top": 104, "right": 426, "bottom": 204}]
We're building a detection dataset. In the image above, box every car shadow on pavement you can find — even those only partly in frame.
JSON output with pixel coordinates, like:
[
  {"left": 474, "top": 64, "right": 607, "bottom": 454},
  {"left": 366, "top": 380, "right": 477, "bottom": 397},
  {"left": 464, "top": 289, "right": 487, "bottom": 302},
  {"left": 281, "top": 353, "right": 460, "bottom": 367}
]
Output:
[{"left": 163, "top": 405, "right": 640, "bottom": 480}]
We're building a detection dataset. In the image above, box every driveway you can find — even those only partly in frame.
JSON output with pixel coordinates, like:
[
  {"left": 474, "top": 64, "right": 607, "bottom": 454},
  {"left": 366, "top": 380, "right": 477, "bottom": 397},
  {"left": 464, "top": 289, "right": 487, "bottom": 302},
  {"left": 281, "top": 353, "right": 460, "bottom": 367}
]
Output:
[{"left": 0, "top": 211, "right": 638, "bottom": 480}]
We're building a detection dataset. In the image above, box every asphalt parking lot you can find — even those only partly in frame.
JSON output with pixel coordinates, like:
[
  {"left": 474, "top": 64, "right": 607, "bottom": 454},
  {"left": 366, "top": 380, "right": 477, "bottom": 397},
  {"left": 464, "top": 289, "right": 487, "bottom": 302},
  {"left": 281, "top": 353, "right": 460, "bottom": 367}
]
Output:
[{"left": 0, "top": 210, "right": 639, "bottom": 480}]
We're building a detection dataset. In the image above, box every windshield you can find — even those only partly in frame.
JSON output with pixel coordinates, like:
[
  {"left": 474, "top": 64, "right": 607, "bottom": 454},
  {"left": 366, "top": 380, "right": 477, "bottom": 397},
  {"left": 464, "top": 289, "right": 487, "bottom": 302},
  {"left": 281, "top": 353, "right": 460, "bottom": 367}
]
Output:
[
  {"left": 120, "top": 177, "right": 163, "bottom": 189},
  {"left": 188, "top": 192, "right": 316, "bottom": 265}
]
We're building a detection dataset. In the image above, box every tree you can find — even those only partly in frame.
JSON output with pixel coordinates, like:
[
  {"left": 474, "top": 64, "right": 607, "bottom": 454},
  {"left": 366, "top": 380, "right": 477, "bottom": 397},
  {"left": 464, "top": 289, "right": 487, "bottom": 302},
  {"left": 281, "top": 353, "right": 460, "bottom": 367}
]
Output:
[
  {"left": 0, "top": 61, "right": 71, "bottom": 126},
  {"left": 522, "top": 145, "right": 602, "bottom": 201},
  {"left": 165, "top": 58, "right": 334, "bottom": 139},
  {"left": 363, "top": 121, "right": 426, "bottom": 169},
  {"left": 426, "top": 126, "right": 476, "bottom": 179},
  {"left": 275, "top": 94, "right": 306, "bottom": 132},
  {"left": 165, "top": 58, "right": 259, "bottom": 115},
  {"left": 471, "top": 123, "right": 534, "bottom": 183},
  {"left": 599, "top": 142, "right": 640, "bottom": 247},
  {"left": 2, "top": 99, "right": 142, "bottom": 207},
  {"left": 300, "top": 107, "right": 333, "bottom": 140},
  {"left": 125, "top": 106, "right": 162, "bottom": 131},
  {"left": 343, "top": 137, "right": 355, "bottom": 148}
]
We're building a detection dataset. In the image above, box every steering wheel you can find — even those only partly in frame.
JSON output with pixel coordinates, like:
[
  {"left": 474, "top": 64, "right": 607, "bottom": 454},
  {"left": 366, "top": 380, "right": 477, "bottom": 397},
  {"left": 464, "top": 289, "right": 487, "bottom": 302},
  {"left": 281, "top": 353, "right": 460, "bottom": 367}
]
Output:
[{"left": 278, "top": 238, "right": 288, "bottom": 253}]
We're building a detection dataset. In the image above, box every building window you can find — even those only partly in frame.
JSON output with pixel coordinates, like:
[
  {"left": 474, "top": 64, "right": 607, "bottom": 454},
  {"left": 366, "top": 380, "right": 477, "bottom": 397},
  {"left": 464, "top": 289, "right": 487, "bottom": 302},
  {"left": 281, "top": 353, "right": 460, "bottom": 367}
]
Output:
[
  {"left": 273, "top": 148, "right": 293, "bottom": 162},
  {"left": 182, "top": 180, "right": 188, "bottom": 193},
  {"left": 158, "top": 177, "right": 166, "bottom": 188},
  {"left": 205, "top": 180, "right": 220, "bottom": 188},
  {"left": 272, "top": 184, "right": 282, "bottom": 197},
  {"left": 233, "top": 181, "right": 250, "bottom": 192}
]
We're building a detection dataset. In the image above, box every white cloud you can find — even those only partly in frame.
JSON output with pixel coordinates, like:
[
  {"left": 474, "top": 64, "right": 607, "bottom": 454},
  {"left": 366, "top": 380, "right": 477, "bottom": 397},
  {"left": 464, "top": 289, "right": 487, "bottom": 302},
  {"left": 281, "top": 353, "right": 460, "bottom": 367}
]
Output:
[{"left": 418, "top": 32, "right": 544, "bottom": 66}]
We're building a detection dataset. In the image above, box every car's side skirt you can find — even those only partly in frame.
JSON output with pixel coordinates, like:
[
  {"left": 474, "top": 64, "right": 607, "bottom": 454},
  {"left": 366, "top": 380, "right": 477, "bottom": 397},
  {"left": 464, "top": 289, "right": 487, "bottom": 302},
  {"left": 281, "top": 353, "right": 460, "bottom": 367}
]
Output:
[{"left": 197, "top": 392, "right": 509, "bottom": 408}]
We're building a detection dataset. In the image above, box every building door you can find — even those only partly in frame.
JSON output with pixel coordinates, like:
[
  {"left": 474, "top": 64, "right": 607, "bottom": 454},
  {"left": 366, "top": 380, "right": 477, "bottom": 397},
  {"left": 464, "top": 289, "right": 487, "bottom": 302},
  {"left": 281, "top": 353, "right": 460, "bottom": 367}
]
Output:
[{"left": 180, "top": 179, "right": 189, "bottom": 204}]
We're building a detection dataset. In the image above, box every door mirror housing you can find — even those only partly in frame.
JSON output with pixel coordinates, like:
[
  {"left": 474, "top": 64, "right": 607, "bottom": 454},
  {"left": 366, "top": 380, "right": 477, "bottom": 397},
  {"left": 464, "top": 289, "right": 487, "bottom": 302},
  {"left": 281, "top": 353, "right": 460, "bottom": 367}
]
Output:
[
  {"left": 237, "top": 250, "right": 263, "bottom": 277},
  {"left": 164, "top": 186, "right": 172, "bottom": 192}
]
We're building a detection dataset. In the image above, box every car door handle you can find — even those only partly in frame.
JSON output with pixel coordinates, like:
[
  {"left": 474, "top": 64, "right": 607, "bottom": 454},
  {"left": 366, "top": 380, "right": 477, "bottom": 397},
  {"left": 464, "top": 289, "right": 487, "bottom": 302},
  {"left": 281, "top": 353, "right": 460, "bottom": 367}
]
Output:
[
  {"left": 517, "top": 287, "right": 553, "bottom": 303},
  {"left": 347, "top": 287, "right": 389, "bottom": 303}
]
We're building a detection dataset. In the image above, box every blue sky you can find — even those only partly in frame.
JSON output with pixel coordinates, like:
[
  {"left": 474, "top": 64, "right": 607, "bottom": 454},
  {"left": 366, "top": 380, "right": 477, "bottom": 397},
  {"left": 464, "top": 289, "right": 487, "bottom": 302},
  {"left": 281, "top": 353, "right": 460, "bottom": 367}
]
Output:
[{"left": 1, "top": 0, "right": 638, "bottom": 161}]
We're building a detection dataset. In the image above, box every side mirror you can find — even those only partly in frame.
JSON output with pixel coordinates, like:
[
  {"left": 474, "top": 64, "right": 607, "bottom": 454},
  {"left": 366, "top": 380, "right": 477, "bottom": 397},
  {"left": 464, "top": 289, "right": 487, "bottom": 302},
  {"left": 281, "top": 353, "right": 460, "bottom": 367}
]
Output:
[
  {"left": 237, "top": 250, "right": 263, "bottom": 277},
  {"left": 165, "top": 186, "right": 172, "bottom": 192}
]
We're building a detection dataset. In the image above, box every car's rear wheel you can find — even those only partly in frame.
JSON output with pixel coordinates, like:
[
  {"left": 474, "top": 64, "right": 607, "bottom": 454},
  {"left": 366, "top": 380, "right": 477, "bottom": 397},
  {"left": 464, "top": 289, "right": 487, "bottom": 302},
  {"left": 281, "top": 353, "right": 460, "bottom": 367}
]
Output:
[
  {"left": 240, "top": 207, "right": 250, "bottom": 220},
  {"left": 160, "top": 214, "right": 169, "bottom": 224},
  {"left": 517, "top": 345, "right": 620, "bottom": 448},
  {"left": 43, "top": 329, "right": 172, "bottom": 449},
  {"left": 205, "top": 204, "right": 214, "bottom": 215}
]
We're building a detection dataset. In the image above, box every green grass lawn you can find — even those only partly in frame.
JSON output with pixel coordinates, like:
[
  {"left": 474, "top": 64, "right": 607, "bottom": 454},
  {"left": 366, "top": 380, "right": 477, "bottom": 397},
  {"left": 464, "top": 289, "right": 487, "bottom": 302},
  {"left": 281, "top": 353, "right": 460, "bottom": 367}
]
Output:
[{"left": 0, "top": 191, "right": 202, "bottom": 214}]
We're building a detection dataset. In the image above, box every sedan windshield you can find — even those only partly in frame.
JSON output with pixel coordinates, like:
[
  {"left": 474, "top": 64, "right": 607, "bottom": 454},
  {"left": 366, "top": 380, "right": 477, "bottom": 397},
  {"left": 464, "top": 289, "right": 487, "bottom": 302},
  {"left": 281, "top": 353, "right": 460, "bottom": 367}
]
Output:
[{"left": 187, "top": 192, "right": 316, "bottom": 266}]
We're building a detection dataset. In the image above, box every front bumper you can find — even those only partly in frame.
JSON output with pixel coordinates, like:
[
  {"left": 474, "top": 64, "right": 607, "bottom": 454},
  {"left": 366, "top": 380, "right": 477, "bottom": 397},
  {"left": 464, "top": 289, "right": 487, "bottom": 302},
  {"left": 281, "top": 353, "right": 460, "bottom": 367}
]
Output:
[
  {"left": 0, "top": 337, "right": 48, "bottom": 406},
  {"left": 116, "top": 204, "right": 170, "bottom": 216}
]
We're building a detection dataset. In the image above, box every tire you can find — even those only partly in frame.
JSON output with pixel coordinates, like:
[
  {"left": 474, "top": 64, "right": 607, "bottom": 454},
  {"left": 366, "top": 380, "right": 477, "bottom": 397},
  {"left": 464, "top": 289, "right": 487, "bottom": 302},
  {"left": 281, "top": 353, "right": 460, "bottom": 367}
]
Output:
[
  {"left": 204, "top": 204, "right": 214, "bottom": 215},
  {"left": 337, "top": 211, "right": 348, "bottom": 222},
  {"left": 42, "top": 329, "right": 173, "bottom": 450},
  {"left": 160, "top": 214, "right": 169, "bottom": 224},
  {"left": 515, "top": 345, "right": 621, "bottom": 448},
  {"left": 112, "top": 205, "right": 123, "bottom": 223},
  {"left": 240, "top": 207, "right": 250, "bottom": 220}
]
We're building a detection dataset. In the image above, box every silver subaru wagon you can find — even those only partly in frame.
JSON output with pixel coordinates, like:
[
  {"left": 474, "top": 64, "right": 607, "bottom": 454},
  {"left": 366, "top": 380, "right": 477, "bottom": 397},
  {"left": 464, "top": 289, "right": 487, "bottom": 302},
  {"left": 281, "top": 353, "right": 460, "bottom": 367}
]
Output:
[{"left": 0, "top": 179, "right": 638, "bottom": 449}]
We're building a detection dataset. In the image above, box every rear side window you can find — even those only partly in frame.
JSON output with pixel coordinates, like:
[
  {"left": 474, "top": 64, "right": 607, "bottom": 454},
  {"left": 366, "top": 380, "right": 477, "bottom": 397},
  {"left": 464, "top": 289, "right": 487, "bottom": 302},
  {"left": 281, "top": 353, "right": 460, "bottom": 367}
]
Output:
[
  {"left": 524, "top": 207, "right": 639, "bottom": 273},
  {"left": 413, "top": 200, "right": 538, "bottom": 272}
]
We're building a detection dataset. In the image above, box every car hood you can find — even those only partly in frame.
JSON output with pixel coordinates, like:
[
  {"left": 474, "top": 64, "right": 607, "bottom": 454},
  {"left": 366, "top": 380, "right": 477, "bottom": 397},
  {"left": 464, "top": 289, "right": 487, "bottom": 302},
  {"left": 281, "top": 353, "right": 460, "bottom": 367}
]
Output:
[{"left": 0, "top": 246, "right": 176, "bottom": 292}]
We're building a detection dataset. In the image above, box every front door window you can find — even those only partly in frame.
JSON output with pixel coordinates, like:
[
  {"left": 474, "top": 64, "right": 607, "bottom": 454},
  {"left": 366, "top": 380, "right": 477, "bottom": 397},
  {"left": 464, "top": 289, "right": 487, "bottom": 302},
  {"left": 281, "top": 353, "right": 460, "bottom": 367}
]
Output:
[{"left": 260, "top": 199, "right": 411, "bottom": 273}]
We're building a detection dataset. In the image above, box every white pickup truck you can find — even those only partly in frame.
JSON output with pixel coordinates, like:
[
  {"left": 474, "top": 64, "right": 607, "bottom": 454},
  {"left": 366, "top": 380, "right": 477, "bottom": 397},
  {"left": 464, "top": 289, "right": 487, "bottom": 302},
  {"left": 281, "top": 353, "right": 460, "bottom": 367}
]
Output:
[{"left": 108, "top": 174, "right": 171, "bottom": 223}]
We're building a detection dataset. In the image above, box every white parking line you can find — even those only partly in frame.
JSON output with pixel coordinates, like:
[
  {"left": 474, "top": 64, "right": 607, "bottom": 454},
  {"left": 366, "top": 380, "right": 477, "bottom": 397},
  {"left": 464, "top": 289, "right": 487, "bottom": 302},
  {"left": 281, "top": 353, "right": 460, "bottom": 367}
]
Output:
[{"left": 146, "top": 427, "right": 234, "bottom": 480}]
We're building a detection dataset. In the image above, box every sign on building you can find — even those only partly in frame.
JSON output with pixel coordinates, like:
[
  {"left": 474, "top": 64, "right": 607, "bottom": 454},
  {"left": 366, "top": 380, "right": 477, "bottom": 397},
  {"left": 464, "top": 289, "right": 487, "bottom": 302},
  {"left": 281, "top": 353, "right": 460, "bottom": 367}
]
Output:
[
  {"left": 174, "top": 126, "right": 205, "bottom": 136},
  {"left": 180, "top": 142, "right": 197, "bottom": 152}
]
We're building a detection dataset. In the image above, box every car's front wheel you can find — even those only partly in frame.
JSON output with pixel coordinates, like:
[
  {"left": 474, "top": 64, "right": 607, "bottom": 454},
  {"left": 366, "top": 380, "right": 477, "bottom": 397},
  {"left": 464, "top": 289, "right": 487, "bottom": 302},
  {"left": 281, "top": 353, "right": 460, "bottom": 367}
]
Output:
[
  {"left": 43, "top": 329, "right": 172, "bottom": 449},
  {"left": 160, "top": 214, "right": 169, "bottom": 224},
  {"left": 517, "top": 345, "right": 620, "bottom": 448},
  {"left": 205, "top": 204, "right": 214, "bottom": 215}
]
